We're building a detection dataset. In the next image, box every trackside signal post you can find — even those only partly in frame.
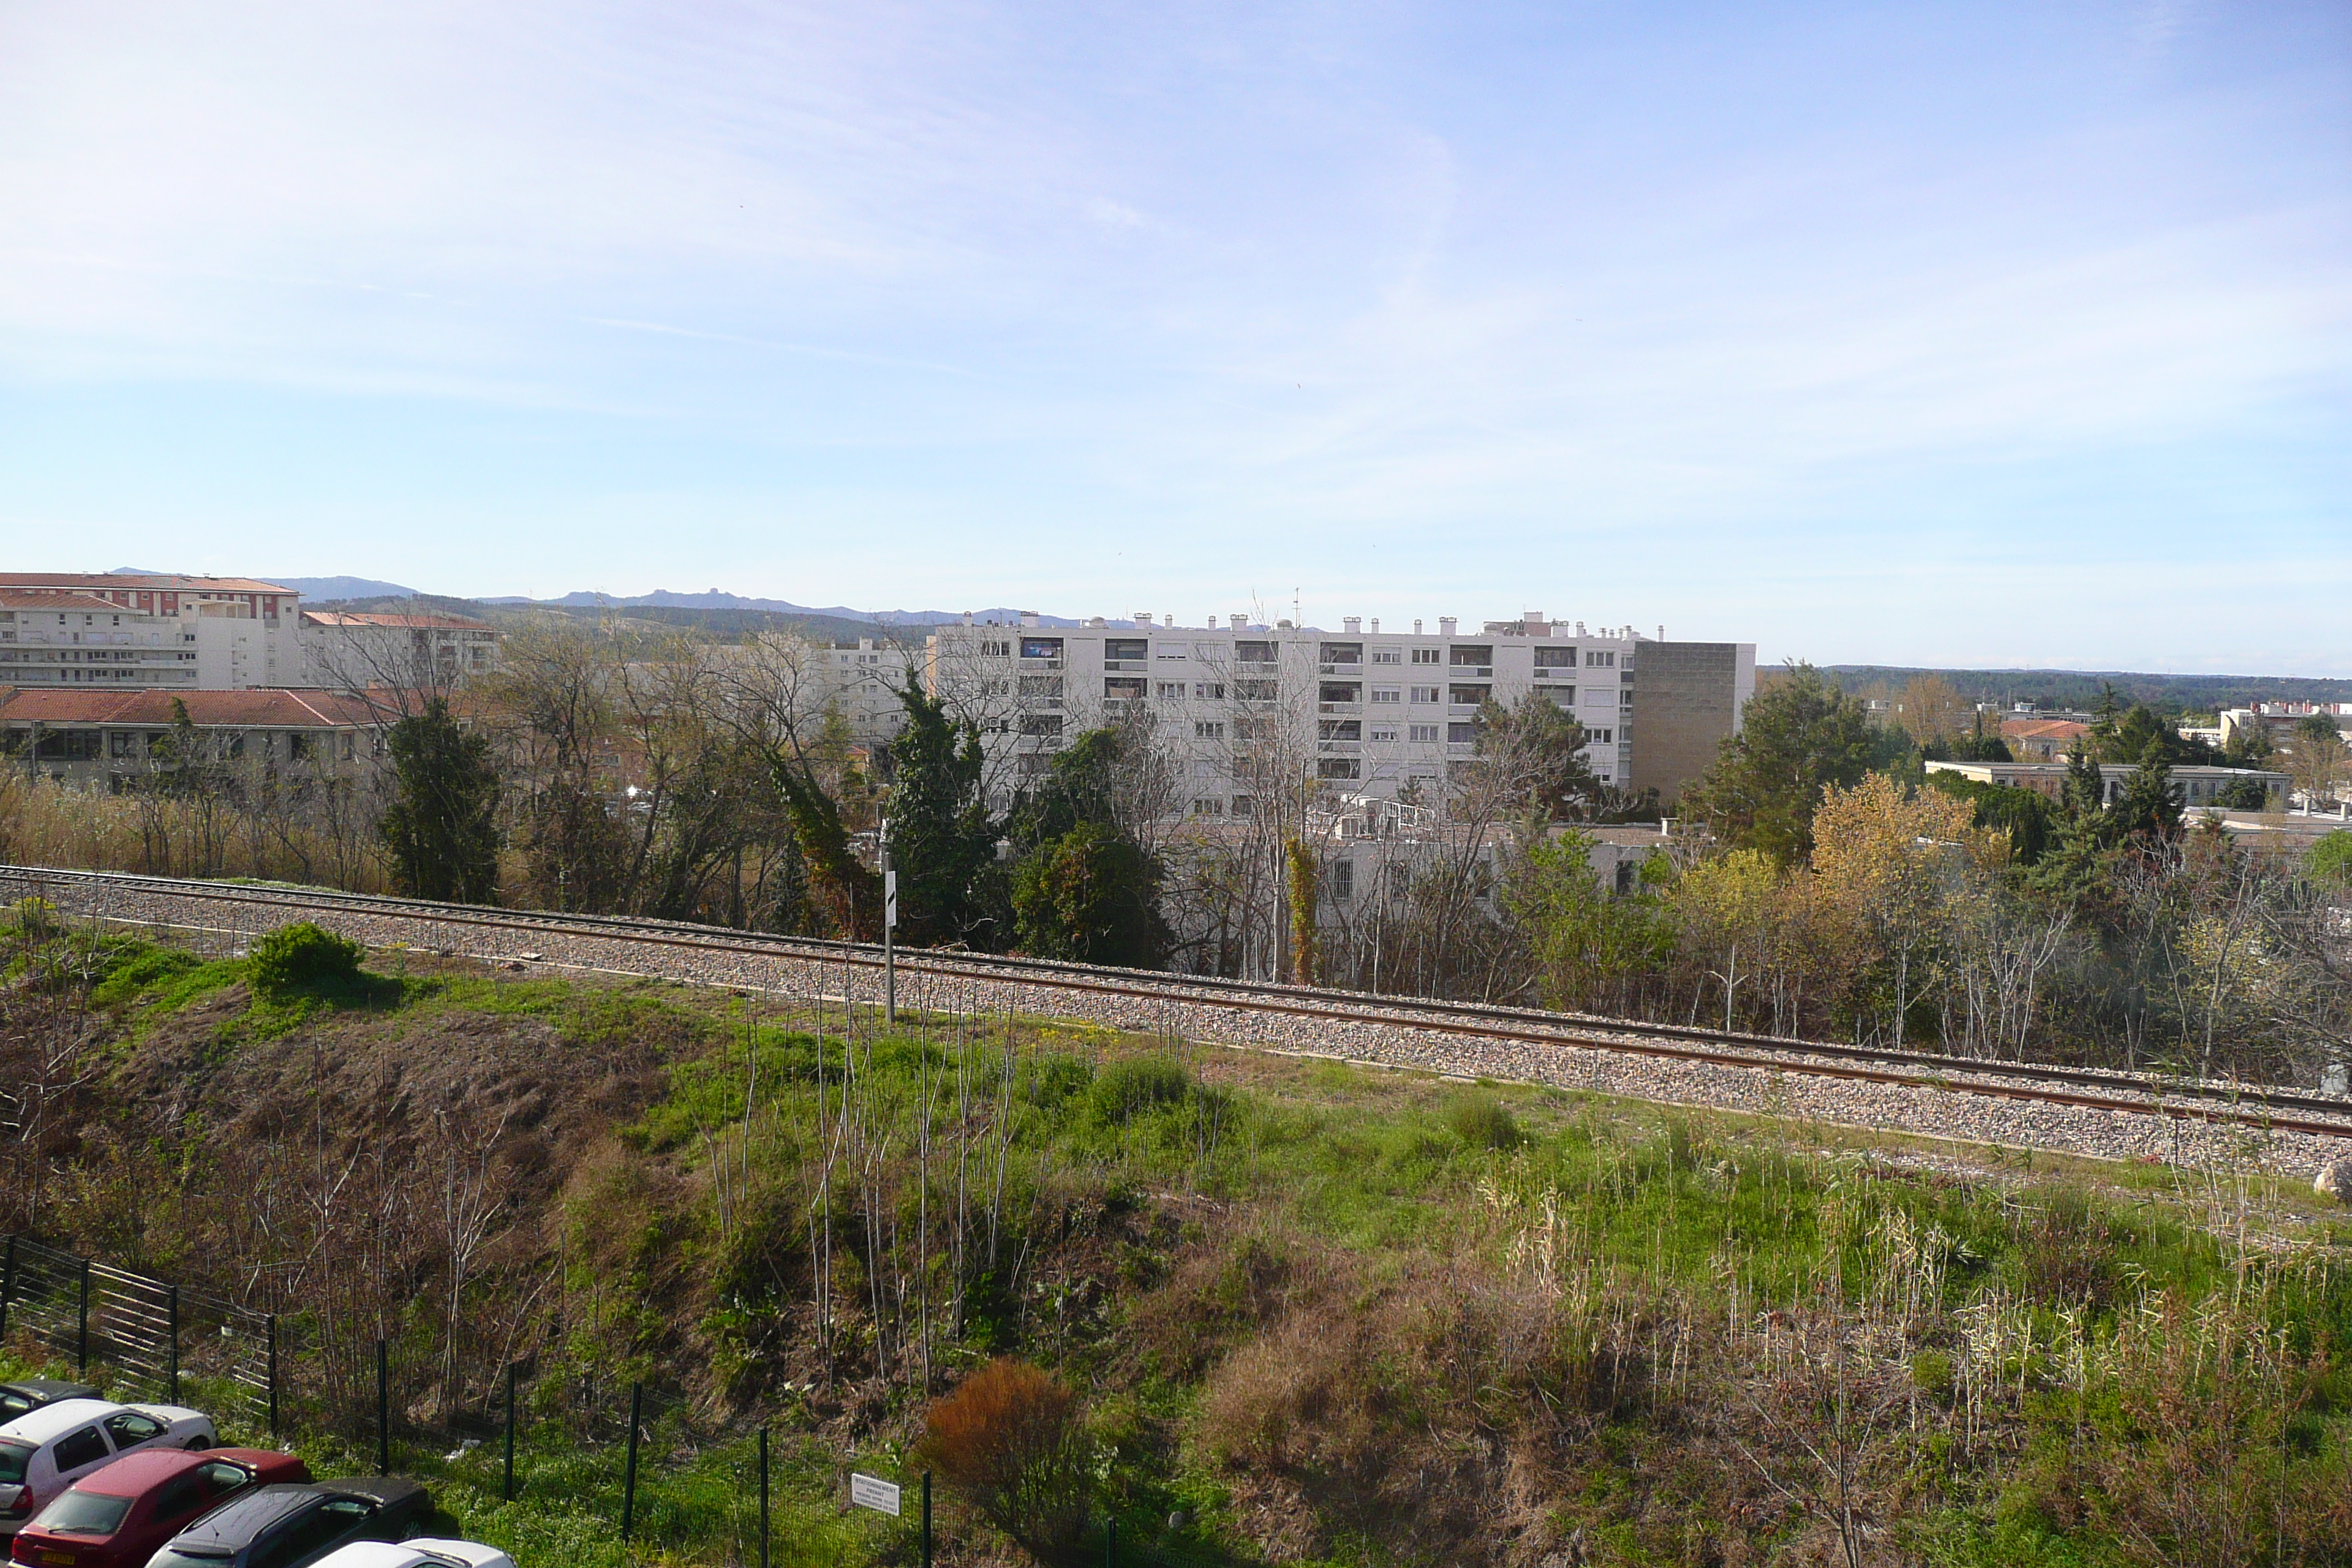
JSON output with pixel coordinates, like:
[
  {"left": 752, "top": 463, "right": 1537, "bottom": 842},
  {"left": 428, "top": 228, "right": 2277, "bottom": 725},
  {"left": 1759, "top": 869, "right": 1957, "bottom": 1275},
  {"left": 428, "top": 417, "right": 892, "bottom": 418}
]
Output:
[{"left": 881, "top": 818, "right": 898, "bottom": 1022}]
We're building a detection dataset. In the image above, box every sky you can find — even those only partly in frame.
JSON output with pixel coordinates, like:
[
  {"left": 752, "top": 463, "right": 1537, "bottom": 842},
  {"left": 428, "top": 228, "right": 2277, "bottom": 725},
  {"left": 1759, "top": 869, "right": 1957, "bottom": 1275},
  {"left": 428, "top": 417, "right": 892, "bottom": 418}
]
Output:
[{"left": 1, "top": 1, "right": 2346, "bottom": 672}]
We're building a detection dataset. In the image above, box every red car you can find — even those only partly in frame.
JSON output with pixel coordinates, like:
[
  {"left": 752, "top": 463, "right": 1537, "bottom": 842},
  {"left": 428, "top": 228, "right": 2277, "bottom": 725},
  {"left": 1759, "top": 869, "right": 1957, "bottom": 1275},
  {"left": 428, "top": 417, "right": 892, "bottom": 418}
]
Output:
[{"left": 8, "top": 1447, "right": 311, "bottom": 1568}]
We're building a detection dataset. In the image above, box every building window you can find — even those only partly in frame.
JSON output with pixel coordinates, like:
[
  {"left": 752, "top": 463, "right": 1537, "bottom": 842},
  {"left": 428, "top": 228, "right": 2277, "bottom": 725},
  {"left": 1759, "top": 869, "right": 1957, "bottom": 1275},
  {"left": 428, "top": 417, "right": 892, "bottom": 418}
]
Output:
[
  {"left": 1585, "top": 650, "right": 1616, "bottom": 667},
  {"left": 1448, "top": 685, "right": 1490, "bottom": 706},
  {"left": 1194, "top": 720, "right": 1225, "bottom": 739},
  {"left": 1194, "top": 682, "right": 1224, "bottom": 700},
  {"left": 1319, "top": 642, "right": 1362, "bottom": 664},
  {"left": 1231, "top": 795, "right": 1256, "bottom": 816},
  {"left": 1409, "top": 724, "right": 1441, "bottom": 742},
  {"left": 1319, "top": 720, "right": 1360, "bottom": 741},
  {"left": 1319, "top": 683, "right": 1361, "bottom": 704},
  {"left": 1328, "top": 860, "right": 1354, "bottom": 901},
  {"left": 1316, "top": 758, "right": 1360, "bottom": 780},
  {"left": 1104, "top": 676, "right": 1147, "bottom": 699},
  {"left": 1410, "top": 648, "right": 1440, "bottom": 664},
  {"left": 1234, "top": 641, "right": 1276, "bottom": 663},
  {"left": 1371, "top": 648, "right": 1401, "bottom": 664},
  {"left": 1370, "top": 687, "right": 1401, "bottom": 704},
  {"left": 1018, "top": 675, "right": 1063, "bottom": 698},
  {"left": 1158, "top": 681, "right": 1188, "bottom": 699},
  {"left": 1588, "top": 728, "right": 1613, "bottom": 745},
  {"left": 1234, "top": 679, "right": 1278, "bottom": 700},
  {"left": 1019, "top": 715, "right": 1065, "bottom": 736},
  {"left": 1017, "top": 753, "right": 1055, "bottom": 774},
  {"left": 1104, "top": 638, "right": 1147, "bottom": 661},
  {"left": 1534, "top": 646, "right": 1576, "bottom": 671},
  {"left": 1154, "top": 644, "right": 1188, "bottom": 660},
  {"left": 1190, "top": 798, "right": 1224, "bottom": 816},
  {"left": 1369, "top": 725, "right": 1401, "bottom": 742},
  {"left": 1409, "top": 686, "right": 1439, "bottom": 704},
  {"left": 1448, "top": 723, "right": 1476, "bottom": 743},
  {"left": 1235, "top": 715, "right": 1278, "bottom": 740},
  {"left": 1020, "top": 637, "right": 1064, "bottom": 660}
]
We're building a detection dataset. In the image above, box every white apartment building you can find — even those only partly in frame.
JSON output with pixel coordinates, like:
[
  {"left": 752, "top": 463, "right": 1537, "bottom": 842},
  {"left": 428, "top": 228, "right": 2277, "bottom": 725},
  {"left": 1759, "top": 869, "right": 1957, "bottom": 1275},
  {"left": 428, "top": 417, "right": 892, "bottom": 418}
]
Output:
[
  {"left": 299, "top": 610, "right": 502, "bottom": 687},
  {"left": 927, "top": 610, "right": 1755, "bottom": 813},
  {"left": 0, "top": 574, "right": 305, "bottom": 691}
]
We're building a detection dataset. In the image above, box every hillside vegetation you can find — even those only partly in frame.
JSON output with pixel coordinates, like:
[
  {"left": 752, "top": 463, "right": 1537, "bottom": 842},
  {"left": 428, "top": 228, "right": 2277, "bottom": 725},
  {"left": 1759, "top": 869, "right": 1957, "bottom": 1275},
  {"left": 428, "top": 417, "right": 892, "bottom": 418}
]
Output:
[{"left": 4, "top": 911, "right": 2351, "bottom": 1566}]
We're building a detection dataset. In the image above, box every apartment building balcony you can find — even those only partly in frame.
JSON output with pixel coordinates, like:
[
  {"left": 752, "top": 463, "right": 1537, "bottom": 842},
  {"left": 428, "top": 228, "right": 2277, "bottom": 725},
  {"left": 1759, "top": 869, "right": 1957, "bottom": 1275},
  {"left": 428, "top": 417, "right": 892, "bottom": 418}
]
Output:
[
  {"left": 1318, "top": 742, "right": 1362, "bottom": 755},
  {"left": 1318, "top": 701, "right": 1361, "bottom": 715},
  {"left": 1104, "top": 659, "right": 1147, "bottom": 672},
  {"left": 1235, "top": 660, "right": 1278, "bottom": 673},
  {"left": 1017, "top": 656, "right": 1064, "bottom": 671},
  {"left": 1449, "top": 664, "right": 1493, "bottom": 679},
  {"left": 1319, "top": 662, "right": 1362, "bottom": 676}
]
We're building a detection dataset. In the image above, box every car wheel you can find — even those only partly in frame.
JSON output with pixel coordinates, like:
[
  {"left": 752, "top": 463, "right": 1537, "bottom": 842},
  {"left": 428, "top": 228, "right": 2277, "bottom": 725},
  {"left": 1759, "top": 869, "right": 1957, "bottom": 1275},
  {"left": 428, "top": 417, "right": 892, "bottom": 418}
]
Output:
[{"left": 186, "top": 1436, "right": 211, "bottom": 1450}]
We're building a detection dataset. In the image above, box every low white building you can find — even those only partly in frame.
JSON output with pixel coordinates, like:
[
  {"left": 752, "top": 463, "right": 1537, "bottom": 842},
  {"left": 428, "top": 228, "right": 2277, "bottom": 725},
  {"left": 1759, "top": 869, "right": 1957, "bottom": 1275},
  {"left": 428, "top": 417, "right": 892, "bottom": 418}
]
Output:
[{"left": 299, "top": 610, "right": 502, "bottom": 688}]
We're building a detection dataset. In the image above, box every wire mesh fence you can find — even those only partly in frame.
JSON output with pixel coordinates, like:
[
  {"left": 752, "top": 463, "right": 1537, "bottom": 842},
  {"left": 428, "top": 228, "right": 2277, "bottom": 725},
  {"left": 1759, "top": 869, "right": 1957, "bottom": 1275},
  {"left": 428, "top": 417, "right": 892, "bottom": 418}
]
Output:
[{"left": 0, "top": 1234, "right": 276, "bottom": 1425}]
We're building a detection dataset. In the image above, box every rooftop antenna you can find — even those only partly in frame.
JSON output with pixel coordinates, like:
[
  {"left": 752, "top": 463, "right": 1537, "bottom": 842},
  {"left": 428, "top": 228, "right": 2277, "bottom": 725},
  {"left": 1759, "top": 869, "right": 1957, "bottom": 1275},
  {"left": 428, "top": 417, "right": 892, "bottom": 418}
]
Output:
[{"left": 1293, "top": 587, "right": 1301, "bottom": 630}]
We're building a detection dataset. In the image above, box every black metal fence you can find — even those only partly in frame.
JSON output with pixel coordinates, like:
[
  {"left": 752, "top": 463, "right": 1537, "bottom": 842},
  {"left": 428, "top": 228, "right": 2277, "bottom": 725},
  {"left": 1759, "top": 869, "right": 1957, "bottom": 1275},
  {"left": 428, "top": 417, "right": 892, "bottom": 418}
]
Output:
[{"left": 0, "top": 1235, "right": 276, "bottom": 1428}]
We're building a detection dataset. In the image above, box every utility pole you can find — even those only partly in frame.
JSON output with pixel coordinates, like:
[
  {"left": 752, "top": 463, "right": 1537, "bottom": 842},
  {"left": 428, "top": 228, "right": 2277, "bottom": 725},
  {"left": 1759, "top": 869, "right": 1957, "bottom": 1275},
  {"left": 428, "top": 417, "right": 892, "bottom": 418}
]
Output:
[{"left": 881, "top": 816, "right": 897, "bottom": 1022}]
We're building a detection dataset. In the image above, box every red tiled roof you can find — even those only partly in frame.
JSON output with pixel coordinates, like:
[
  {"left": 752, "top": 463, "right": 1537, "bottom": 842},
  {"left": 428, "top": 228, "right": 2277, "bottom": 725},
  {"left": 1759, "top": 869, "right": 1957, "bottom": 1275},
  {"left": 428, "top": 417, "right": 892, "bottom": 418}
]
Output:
[
  {"left": 0, "top": 688, "right": 387, "bottom": 728},
  {"left": 2000, "top": 719, "right": 2089, "bottom": 741},
  {"left": 0, "top": 573, "right": 295, "bottom": 595}
]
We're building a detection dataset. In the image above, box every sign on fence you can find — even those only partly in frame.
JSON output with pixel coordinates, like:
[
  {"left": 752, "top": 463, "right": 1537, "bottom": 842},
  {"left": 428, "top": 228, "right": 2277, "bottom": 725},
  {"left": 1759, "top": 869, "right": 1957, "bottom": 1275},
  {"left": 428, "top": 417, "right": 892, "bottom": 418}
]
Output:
[{"left": 849, "top": 1472, "right": 902, "bottom": 1516}]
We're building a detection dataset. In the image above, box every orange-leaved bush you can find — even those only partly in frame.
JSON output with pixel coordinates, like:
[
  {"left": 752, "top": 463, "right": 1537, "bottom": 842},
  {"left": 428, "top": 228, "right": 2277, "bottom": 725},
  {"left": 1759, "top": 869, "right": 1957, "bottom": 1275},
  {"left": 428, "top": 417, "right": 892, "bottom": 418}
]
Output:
[{"left": 916, "top": 1358, "right": 1093, "bottom": 1567}]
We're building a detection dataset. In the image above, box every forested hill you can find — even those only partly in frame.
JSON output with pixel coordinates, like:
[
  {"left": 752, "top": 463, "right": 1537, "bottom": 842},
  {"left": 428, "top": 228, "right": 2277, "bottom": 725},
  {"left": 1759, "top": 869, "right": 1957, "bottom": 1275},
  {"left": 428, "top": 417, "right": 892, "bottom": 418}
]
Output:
[{"left": 1824, "top": 666, "right": 2352, "bottom": 713}]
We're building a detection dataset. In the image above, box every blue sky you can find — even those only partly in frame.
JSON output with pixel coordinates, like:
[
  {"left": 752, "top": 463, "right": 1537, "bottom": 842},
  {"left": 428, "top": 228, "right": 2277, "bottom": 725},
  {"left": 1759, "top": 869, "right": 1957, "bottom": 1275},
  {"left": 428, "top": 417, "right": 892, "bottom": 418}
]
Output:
[{"left": 2, "top": 1, "right": 2345, "bottom": 671}]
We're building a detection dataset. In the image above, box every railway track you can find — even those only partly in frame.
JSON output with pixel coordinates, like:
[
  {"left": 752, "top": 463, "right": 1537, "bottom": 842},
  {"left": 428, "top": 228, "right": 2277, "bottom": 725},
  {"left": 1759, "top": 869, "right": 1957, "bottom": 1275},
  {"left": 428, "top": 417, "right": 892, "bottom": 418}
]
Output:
[{"left": 8, "top": 863, "right": 2351, "bottom": 1155}]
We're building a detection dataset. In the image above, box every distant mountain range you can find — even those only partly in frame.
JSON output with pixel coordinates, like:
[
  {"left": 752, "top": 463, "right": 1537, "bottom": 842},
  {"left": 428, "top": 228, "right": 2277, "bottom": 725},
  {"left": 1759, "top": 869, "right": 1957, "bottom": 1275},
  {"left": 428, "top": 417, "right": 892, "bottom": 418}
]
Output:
[{"left": 244, "top": 575, "right": 1077, "bottom": 627}]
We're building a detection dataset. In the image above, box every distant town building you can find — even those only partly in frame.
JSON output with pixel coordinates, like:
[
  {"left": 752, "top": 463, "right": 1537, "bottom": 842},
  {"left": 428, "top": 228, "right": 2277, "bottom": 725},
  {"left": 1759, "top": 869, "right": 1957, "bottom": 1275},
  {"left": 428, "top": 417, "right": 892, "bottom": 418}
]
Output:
[
  {"left": 1999, "top": 717, "right": 2090, "bottom": 762},
  {"left": 2218, "top": 703, "right": 2352, "bottom": 752},
  {"left": 1924, "top": 759, "right": 2289, "bottom": 812}
]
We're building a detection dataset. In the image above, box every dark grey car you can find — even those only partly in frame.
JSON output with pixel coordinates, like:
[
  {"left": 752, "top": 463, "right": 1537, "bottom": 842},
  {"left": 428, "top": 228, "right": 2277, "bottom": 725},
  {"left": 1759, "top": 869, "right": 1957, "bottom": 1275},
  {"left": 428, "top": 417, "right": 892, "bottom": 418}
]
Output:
[
  {"left": 143, "top": 1478, "right": 428, "bottom": 1568},
  {"left": 0, "top": 1379, "right": 100, "bottom": 1423}
]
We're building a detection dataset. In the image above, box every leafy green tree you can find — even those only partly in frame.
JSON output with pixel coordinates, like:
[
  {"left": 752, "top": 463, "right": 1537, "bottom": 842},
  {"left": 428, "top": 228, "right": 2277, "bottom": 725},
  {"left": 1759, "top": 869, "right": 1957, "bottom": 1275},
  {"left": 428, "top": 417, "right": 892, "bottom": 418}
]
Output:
[
  {"left": 1923, "top": 770, "right": 2054, "bottom": 863},
  {"left": 380, "top": 698, "right": 501, "bottom": 902},
  {"left": 1010, "top": 821, "right": 1167, "bottom": 965},
  {"left": 2112, "top": 742, "right": 2184, "bottom": 843},
  {"left": 881, "top": 680, "right": 1000, "bottom": 948},
  {"left": 1469, "top": 692, "right": 1597, "bottom": 821},
  {"left": 2307, "top": 830, "right": 2352, "bottom": 889},
  {"left": 1506, "top": 832, "right": 1673, "bottom": 1011},
  {"left": 1678, "top": 664, "right": 1877, "bottom": 865},
  {"left": 1006, "top": 728, "right": 1169, "bottom": 966},
  {"left": 772, "top": 761, "right": 881, "bottom": 939}
]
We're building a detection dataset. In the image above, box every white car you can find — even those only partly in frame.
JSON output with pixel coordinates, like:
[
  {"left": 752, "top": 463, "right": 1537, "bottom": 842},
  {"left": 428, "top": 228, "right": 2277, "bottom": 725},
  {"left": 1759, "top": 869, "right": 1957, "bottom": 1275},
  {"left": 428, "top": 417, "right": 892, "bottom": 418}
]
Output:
[
  {"left": 0, "top": 1397, "right": 214, "bottom": 1537},
  {"left": 311, "top": 1541, "right": 517, "bottom": 1568}
]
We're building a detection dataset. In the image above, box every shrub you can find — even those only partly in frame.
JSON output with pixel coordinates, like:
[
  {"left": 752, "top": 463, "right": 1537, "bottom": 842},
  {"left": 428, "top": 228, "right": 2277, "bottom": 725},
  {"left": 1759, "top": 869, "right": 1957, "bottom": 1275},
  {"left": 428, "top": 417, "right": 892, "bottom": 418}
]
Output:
[
  {"left": 1447, "top": 1096, "right": 1523, "bottom": 1150},
  {"left": 2309, "top": 830, "right": 2352, "bottom": 889},
  {"left": 1089, "top": 1056, "right": 1188, "bottom": 1124},
  {"left": 247, "top": 921, "right": 366, "bottom": 999},
  {"left": 916, "top": 1359, "right": 1093, "bottom": 1567},
  {"left": 7, "top": 896, "right": 58, "bottom": 938}
]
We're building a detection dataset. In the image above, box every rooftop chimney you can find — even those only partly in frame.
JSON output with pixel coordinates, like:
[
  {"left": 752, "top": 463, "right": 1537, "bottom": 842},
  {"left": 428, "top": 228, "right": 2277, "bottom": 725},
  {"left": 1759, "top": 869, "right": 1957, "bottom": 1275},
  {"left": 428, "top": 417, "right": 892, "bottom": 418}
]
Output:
[
  {"left": 1343, "top": 616, "right": 1361, "bottom": 634},
  {"left": 1019, "top": 610, "right": 1040, "bottom": 628},
  {"left": 1369, "top": 617, "right": 1379, "bottom": 633},
  {"left": 961, "top": 611, "right": 973, "bottom": 625},
  {"left": 1414, "top": 619, "right": 1422, "bottom": 634},
  {"left": 1658, "top": 625, "right": 1665, "bottom": 641},
  {"left": 1133, "top": 612, "right": 1151, "bottom": 627},
  {"left": 1230, "top": 614, "right": 1247, "bottom": 630},
  {"left": 1439, "top": 616, "right": 1458, "bottom": 637}
]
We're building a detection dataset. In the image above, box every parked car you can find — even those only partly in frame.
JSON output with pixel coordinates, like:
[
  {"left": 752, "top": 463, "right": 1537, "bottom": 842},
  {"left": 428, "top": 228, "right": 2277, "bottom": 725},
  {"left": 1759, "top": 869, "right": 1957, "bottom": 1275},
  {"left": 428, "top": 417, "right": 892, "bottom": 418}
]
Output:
[
  {"left": 0, "top": 1388, "right": 100, "bottom": 1428},
  {"left": 309, "top": 1544, "right": 513, "bottom": 1568},
  {"left": 143, "top": 1480, "right": 427, "bottom": 1568},
  {"left": 0, "top": 1403, "right": 214, "bottom": 1541},
  {"left": 7, "top": 1446, "right": 309, "bottom": 1568}
]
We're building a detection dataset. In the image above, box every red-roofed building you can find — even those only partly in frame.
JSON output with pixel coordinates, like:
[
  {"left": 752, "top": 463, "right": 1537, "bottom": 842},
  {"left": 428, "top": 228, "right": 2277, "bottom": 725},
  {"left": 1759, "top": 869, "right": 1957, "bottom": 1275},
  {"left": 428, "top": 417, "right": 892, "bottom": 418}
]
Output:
[
  {"left": 0, "top": 686, "right": 394, "bottom": 788},
  {"left": 1999, "top": 717, "right": 2090, "bottom": 762},
  {"left": 0, "top": 573, "right": 304, "bottom": 689}
]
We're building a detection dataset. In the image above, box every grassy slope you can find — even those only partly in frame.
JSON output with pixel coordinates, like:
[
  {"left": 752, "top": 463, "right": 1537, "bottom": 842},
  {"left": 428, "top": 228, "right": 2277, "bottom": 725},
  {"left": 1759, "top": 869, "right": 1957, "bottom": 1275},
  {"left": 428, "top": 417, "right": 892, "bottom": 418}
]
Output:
[{"left": 7, "top": 923, "right": 2352, "bottom": 1566}]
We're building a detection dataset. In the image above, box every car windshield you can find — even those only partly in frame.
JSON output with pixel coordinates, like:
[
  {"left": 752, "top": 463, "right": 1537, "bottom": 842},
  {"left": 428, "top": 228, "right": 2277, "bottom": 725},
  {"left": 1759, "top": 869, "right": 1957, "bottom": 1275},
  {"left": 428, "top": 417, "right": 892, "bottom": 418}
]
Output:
[
  {"left": 33, "top": 1489, "right": 135, "bottom": 1534},
  {"left": 0, "top": 1439, "right": 34, "bottom": 1485}
]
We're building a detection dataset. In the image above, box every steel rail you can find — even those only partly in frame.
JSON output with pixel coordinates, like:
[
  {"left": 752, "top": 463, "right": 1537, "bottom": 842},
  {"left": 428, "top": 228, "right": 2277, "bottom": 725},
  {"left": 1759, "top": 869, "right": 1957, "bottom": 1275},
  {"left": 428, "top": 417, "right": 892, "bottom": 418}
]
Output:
[{"left": 8, "top": 862, "right": 2350, "bottom": 1141}]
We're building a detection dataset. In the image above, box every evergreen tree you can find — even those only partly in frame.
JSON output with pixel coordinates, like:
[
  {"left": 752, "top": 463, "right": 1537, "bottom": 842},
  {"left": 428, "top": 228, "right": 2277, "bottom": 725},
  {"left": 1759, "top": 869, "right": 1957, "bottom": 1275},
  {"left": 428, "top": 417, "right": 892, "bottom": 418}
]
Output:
[
  {"left": 1677, "top": 663, "right": 1877, "bottom": 865},
  {"left": 2112, "top": 741, "right": 2183, "bottom": 842},
  {"left": 380, "top": 698, "right": 501, "bottom": 902},
  {"left": 881, "top": 680, "right": 1000, "bottom": 948},
  {"left": 1006, "top": 728, "right": 1168, "bottom": 966}
]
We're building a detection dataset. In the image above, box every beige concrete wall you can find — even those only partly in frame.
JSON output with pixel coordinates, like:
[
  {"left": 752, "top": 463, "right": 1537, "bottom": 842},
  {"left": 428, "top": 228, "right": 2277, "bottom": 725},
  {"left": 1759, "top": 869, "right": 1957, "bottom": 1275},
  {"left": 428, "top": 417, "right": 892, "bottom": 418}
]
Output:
[{"left": 1631, "top": 641, "right": 1744, "bottom": 804}]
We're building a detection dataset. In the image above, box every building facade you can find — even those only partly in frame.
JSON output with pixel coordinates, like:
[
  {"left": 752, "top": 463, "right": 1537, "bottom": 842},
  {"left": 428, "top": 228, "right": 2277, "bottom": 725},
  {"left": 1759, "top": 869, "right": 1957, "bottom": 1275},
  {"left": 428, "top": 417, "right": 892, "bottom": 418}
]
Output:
[
  {"left": 927, "top": 611, "right": 1754, "bottom": 814},
  {"left": 299, "top": 611, "right": 502, "bottom": 688},
  {"left": 0, "top": 574, "right": 306, "bottom": 690},
  {"left": 0, "top": 687, "right": 385, "bottom": 790}
]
